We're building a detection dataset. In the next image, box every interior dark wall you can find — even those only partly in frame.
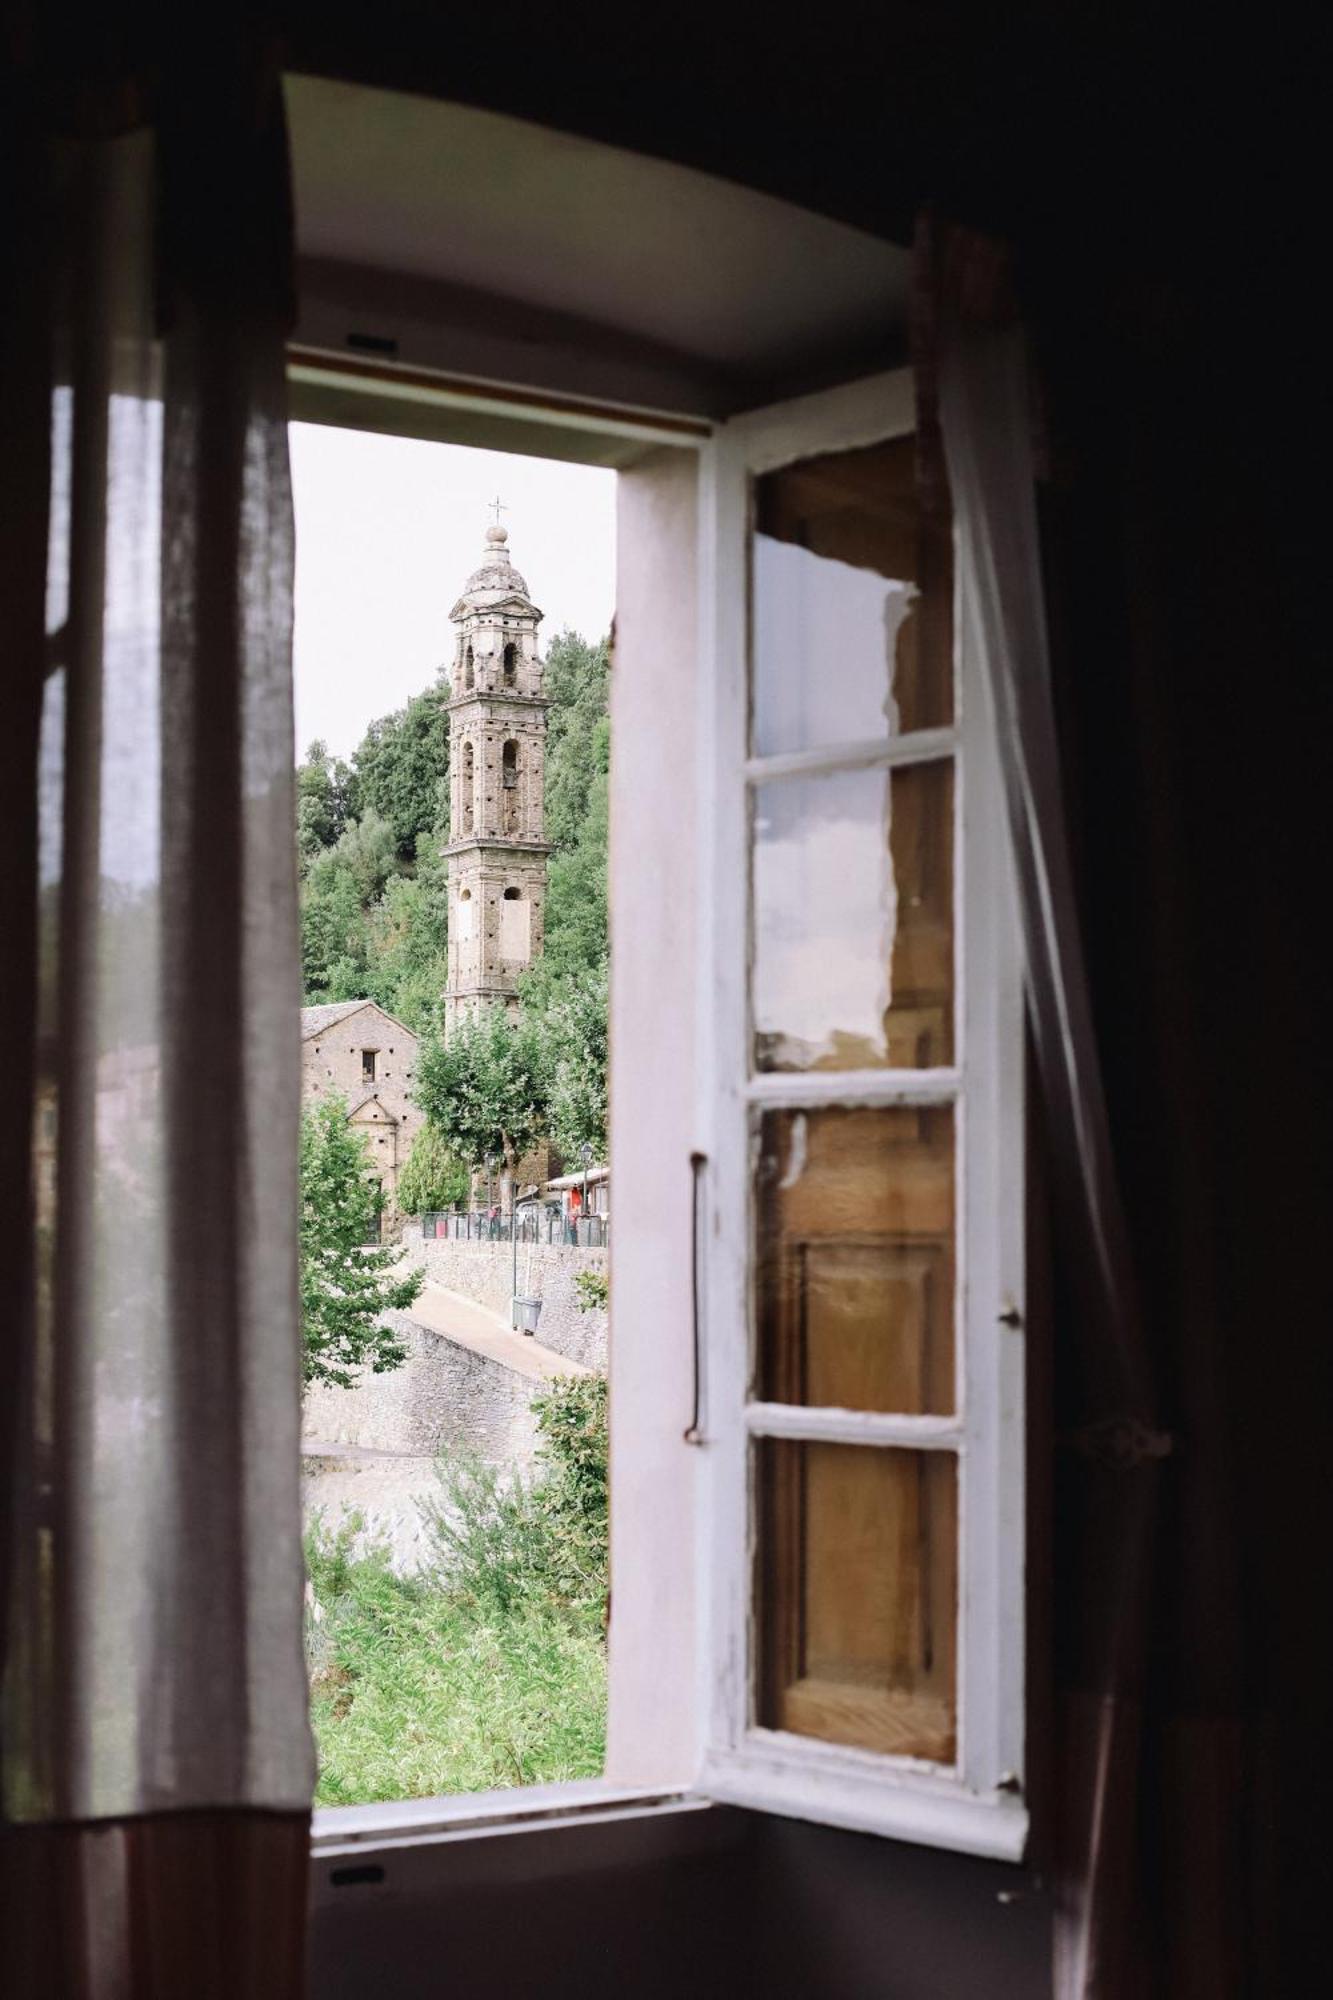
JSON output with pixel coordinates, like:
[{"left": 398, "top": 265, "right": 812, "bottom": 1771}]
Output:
[{"left": 310, "top": 1806, "right": 1050, "bottom": 2000}]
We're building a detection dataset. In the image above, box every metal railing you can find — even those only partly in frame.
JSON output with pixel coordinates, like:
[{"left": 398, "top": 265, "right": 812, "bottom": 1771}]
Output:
[{"left": 420, "top": 1210, "right": 609, "bottom": 1248}]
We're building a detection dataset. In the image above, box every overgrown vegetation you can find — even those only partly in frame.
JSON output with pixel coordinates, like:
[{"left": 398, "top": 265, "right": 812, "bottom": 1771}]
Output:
[{"left": 306, "top": 1376, "right": 608, "bottom": 1803}]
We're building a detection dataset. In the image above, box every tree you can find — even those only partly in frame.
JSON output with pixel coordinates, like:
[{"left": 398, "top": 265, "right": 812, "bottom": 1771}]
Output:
[
  {"left": 396, "top": 1122, "right": 471, "bottom": 1216},
  {"left": 351, "top": 682, "right": 450, "bottom": 864},
  {"left": 300, "top": 809, "right": 399, "bottom": 1002},
  {"left": 526, "top": 959, "right": 608, "bottom": 1161},
  {"left": 360, "top": 844, "right": 450, "bottom": 1032},
  {"left": 296, "top": 739, "right": 356, "bottom": 869},
  {"left": 414, "top": 1008, "right": 546, "bottom": 1201},
  {"left": 300, "top": 1097, "right": 423, "bottom": 1388}
]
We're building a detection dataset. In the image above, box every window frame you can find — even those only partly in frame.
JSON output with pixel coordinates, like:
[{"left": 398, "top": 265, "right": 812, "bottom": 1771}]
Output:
[{"left": 694, "top": 368, "right": 1028, "bottom": 1860}]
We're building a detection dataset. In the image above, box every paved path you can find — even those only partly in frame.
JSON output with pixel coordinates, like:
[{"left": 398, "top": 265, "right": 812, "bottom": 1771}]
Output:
[{"left": 398, "top": 1275, "right": 592, "bottom": 1383}]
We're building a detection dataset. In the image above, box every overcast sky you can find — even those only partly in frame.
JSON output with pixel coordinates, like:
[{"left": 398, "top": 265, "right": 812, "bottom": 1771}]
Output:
[{"left": 290, "top": 423, "right": 617, "bottom": 760}]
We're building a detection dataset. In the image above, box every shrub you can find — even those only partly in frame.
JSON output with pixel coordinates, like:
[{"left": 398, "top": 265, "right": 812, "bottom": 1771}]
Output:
[
  {"left": 572, "top": 1268, "right": 609, "bottom": 1313},
  {"left": 424, "top": 1372, "right": 608, "bottom": 1630}
]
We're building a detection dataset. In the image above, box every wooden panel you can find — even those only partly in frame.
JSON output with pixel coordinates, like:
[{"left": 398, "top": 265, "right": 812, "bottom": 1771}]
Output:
[
  {"left": 757, "top": 1443, "right": 957, "bottom": 1763},
  {"left": 757, "top": 1107, "right": 955, "bottom": 1414}
]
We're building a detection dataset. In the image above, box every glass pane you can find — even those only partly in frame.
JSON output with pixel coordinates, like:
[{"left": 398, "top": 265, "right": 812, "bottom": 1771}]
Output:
[
  {"left": 751, "top": 435, "right": 953, "bottom": 757},
  {"left": 752, "top": 759, "right": 953, "bottom": 1072},
  {"left": 756, "top": 1442, "right": 957, "bottom": 1762},
  {"left": 756, "top": 1106, "right": 954, "bottom": 1414}
]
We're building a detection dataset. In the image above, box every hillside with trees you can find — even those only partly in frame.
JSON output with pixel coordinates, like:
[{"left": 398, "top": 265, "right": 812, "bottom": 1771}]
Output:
[{"left": 297, "top": 631, "right": 611, "bottom": 1180}]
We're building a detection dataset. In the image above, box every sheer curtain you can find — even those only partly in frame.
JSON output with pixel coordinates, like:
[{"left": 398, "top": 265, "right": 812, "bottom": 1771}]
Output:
[{"left": 1, "top": 55, "right": 313, "bottom": 1998}]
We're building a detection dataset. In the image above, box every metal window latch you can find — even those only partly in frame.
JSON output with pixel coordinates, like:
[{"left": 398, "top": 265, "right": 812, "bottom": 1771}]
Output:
[
  {"left": 685, "top": 1151, "right": 708, "bottom": 1445},
  {"left": 997, "top": 1301, "right": 1023, "bottom": 1328}
]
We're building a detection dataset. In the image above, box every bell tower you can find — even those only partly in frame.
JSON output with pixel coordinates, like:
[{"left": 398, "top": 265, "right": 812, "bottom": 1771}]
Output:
[{"left": 443, "top": 517, "right": 551, "bottom": 1035}]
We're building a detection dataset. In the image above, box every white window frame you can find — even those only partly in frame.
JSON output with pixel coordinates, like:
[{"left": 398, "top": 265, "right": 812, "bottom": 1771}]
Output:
[{"left": 693, "top": 368, "right": 1028, "bottom": 1861}]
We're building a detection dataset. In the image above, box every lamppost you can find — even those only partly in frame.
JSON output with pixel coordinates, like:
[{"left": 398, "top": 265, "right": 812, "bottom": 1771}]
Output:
[{"left": 580, "top": 1140, "right": 593, "bottom": 1246}]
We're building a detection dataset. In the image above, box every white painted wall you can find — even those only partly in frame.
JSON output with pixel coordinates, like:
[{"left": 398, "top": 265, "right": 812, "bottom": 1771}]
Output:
[{"left": 605, "top": 446, "right": 702, "bottom": 1784}]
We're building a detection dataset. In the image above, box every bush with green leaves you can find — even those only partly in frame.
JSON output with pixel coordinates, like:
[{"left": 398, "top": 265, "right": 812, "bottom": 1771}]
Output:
[
  {"left": 573, "top": 1269, "right": 609, "bottom": 1314},
  {"left": 424, "top": 1372, "right": 608, "bottom": 1629},
  {"left": 396, "top": 1122, "right": 471, "bottom": 1216}
]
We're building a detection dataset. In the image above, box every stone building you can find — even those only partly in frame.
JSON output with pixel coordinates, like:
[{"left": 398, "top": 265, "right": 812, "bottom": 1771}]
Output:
[
  {"left": 443, "top": 520, "right": 551, "bottom": 1035},
  {"left": 300, "top": 998, "right": 423, "bottom": 1219}
]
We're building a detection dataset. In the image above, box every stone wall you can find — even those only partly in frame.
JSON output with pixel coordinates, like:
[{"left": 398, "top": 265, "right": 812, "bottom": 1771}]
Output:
[
  {"left": 303, "top": 1311, "right": 542, "bottom": 1469},
  {"left": 403, "top": 1231, "right": 609, "bottom": 1371}
]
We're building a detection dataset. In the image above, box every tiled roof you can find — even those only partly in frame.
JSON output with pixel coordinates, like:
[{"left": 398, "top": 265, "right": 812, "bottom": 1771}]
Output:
[{"left": 300, "top": 999, "right": 374, "bottom": 1039}]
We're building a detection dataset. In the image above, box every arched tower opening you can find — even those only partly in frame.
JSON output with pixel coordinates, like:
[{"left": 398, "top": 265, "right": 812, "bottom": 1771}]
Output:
[{"left": 462, "top": 740, "right": 475, "bottom": 833}]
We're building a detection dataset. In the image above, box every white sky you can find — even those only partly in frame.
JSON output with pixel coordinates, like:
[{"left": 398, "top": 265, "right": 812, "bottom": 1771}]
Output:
[{"left": 290, "top": 423, "right": 617, "bottom": 760}]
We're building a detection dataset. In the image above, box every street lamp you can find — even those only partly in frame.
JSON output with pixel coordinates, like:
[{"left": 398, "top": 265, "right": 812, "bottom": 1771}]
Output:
[{"left": 580, "top": 1140, "right": 593, "bottom": 1245}]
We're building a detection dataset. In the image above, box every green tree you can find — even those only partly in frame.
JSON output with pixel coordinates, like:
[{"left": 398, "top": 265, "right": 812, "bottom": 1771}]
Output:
[
  {"left": 301, "top": 809, "right": 400, "bottom": 1002},
  {"left": 360, "top": 845, "right": 450, "bottom": 1032},
  {"left": 414, "top": 1008, "right": 546, "bottom": 1199},
  {"left": 352, "top": 682, "right": 450, "bottom": 865},
  {"left": 526, "top": 959, "right": 608, "bottom": 1161},
  {"left": 296, "top": 739, "right": 356, "bottom": 869},
  {"left": 396, "top": 1122, "right": 471, "bottom": 1216},
  {"left": 300, "top": 1096, "right": 423, "bottom": 1387},
  {"left": 542, "top": 631, "right": 610, "bottom": 854}
]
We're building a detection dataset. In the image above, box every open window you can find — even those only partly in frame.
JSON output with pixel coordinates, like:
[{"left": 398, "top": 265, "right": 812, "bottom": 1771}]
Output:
[
  {"left": 287, "top": 79, "right": 1026, "bottom": 1870},
  {"left": 694, "top": 370, "right": 1025, "bottom": 1857}
]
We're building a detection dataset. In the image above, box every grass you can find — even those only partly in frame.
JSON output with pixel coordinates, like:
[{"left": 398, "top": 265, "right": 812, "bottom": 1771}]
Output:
[{"left": 306, "top": 1375, "right": 609, "bottom": 1806}]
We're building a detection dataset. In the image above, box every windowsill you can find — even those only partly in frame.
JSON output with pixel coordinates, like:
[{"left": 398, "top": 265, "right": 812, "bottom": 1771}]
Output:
[{"left": 312, "top": 1778, "right": 700, "bottom": 1855}]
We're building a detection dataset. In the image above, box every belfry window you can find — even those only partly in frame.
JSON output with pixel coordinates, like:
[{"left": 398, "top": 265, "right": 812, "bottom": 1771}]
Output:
[
  {"left": 462, "top": 740, "right": 475, "bottom": 831},
  {"left": 502, "top": 739, "right": 519, "bottom": 788},
  {"left": 503, "top": 641, "right": 517, "bottom": 681},
  {"left": 464, "top": 644, "right": 474, "bottom": 689}
]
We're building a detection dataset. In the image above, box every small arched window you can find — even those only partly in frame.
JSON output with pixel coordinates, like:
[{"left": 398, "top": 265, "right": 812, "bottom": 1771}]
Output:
[
  {"left": 503, "top": 642, "right": 517, "bottom": 681},
  {"left": 502, "top": 739, "right": 519, "bottom": 789}
]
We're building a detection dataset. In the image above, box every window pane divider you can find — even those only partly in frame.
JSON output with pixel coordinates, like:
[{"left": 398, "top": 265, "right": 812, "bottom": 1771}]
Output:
[
  {"left": 745, "top": 724, "right": 958, "bottom": 786},
  {"left": 744, "top": 1403, "right": 963, "bottom": 1450},
  {"left": 743, "top": 1068, "right": 960, "bottom": 1109}
]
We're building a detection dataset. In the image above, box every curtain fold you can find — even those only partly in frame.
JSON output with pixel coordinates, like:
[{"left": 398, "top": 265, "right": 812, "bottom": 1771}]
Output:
[
  {"left": 929, "top": 246, "right": 1163, "bottom": 2000},
  {"left": 919, "top": 214, "right": 1264, "bottom": 1997},
  {"left": 2, "top": 44, "right": 313, "bottom": 2000}
]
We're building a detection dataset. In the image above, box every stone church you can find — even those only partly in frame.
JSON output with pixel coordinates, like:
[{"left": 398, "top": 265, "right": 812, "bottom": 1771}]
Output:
[{"left": 299, "top": 998, "right": 422, "bottom": 1218}]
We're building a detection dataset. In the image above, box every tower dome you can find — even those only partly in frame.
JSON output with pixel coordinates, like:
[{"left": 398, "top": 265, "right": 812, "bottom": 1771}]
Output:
[{"left": 457, "top": 523, "right": 535, "bottom": 609}]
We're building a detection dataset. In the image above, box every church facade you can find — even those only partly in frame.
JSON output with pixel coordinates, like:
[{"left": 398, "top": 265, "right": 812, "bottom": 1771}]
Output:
[{"left": 443, "top": 521, "right": 551, "bottom": 1036}]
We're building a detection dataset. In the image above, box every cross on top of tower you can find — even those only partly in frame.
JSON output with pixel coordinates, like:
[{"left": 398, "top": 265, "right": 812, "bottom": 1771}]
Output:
[{"left": 488, "top": 496, "right": 507, "bottom": 527}]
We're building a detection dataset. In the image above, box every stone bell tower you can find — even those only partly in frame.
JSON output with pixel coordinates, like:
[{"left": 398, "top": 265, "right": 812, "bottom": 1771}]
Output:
[{"left": 443, "top": 516, "right": 551, "bottom": 1036}]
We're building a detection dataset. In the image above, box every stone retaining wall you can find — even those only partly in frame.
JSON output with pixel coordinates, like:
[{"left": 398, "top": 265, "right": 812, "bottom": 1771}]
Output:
[
  {"left": 403, "top": 1232, "right": 609, "bottom": 1371},
  {"left": 303, "top": 1311, "right": 542, "bottom": 1470}
]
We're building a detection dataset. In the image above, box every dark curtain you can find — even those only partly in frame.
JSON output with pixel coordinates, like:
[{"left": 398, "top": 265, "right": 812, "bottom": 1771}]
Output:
[
  {"left": 1, "top": 36, "right": 313, "bottom": 2000},
  {"left": 920, "top": 210, "right": 1324, "bottom": 1995}
]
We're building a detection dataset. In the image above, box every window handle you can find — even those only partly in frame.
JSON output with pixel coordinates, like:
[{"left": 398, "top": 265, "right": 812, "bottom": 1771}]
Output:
[{"left": 685, "top": 1150, "right": 708, "bottom": 1444}]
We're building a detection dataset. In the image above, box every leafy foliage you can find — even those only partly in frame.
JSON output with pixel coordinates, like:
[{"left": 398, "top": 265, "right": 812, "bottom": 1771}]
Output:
[
  {"left": 573, "top": 1269, "right": 609, "bottom": 1314},
  {"left": 296, "top": 740, "right": 356, "bottom": 867},
  {"left": 414, "top": 1007, "right": 546, "bottom": 1186},
  {"left": 305, "top": 1513, "right": 604, "bottom": 1805},
  {"left": 396, "top": 1122, "right": 471, "bottom": 1216},
  {"left": 424, "top": 1373, "right": 608, "bottom": 1629},
  {"left": 299, "top": 1097, "right": 423, "bottom": 1386},
  {"left": 351, "top": 683, "right": 450, "bottom": 865}
]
